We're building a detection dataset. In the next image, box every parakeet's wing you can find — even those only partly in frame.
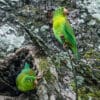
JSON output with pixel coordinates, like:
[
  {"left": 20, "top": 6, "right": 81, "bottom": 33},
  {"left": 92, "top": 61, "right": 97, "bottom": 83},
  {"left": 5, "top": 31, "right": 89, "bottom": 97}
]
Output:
[
  {"left": 53, "top": 17, "right": 66, "bottom": 44},
  {"left": 62, "top": 21, "right": 79, "bottom": 59},
  {"left": 63, "top": 21, "right": 77, "bottom": 47}
]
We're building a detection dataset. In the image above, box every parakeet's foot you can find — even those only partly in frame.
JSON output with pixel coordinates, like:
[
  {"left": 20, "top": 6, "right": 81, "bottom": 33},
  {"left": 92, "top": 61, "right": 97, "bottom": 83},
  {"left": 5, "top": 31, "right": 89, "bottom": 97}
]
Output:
[
  {"left": 60, "top": 35, "right": 67, "bottom": 49},
  {"left": 63, "top": 43, "right": 67, "bottom": 49},
  {"left": 60, "top": 35, "right": 65, "bottom": 42},
  {"left": 60, "top": 35, "right": 64, "bottom": 39}
]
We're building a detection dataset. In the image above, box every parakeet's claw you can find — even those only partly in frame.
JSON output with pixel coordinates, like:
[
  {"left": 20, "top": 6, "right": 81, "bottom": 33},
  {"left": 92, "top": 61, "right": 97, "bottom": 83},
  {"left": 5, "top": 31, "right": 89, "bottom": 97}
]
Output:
[
  {"left": 60, "top": 35, "right": 65, "bottom": 42},
  {"left": 60, "top": 35, "right": 67, "bottom": 48},
  {"left": 60, "top": 35, "right": 64, "bottom": 39},
  {"left": 63, "top": 43, "right": 67, "bottom": 49}
]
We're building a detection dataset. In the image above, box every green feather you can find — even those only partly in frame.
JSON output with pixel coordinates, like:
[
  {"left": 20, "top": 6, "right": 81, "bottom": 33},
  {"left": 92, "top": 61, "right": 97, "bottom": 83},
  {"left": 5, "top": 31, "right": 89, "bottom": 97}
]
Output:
[
  {"left": 16, "top": 62, "right": 36, "bottom": 92},
  {"left": 53, "top": 7, "right": 79, "bottom": 59},
  {"left": 24, "top": 62, "right": 30, "bottom": 69},
  {"left": 53, "top": 7, "right": 64, "bottom": 17}
]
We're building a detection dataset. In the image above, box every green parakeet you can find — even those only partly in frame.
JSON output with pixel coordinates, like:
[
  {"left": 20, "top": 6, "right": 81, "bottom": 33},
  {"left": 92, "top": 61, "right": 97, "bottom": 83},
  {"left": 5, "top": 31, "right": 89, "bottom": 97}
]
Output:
[
  {"left": 16, "top": 62, "right": 36, "bottom": 92},
  {"left": 53, "top": 7, "right": 79, "bottom": 59}
]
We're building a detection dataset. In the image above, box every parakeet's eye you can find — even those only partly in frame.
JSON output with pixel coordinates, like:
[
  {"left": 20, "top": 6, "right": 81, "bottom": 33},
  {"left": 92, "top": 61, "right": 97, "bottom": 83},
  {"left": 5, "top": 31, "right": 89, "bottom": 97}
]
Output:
[{"left": 26, "top": 78, "right": 32, "bottom": 82}]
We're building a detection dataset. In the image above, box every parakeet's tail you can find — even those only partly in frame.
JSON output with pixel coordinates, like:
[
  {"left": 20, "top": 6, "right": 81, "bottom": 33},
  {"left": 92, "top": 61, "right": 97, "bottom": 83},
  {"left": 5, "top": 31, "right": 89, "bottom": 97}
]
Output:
[
  {"left": 74, "top": 52, "right": 79, "bottom": 60},
  {"left": 72, "top": 47, "right": 79, "bottom": 60}
]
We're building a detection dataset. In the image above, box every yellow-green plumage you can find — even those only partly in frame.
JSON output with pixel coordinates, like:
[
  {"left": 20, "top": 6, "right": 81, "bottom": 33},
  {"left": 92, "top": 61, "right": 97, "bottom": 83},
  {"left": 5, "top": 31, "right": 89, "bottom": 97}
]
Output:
[
  {"left": 53, "top": 7, "right": 79, "bottom": 59},
  {"left": 16, "top": 62, "right": 36, "bottom": 92}
]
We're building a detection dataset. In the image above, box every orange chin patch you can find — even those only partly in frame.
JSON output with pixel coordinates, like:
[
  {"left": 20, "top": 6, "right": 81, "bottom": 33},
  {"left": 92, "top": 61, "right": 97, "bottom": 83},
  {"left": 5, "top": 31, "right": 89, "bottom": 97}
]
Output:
[{"left": 29, "top": 70, "right": 33, "bottom": 75}]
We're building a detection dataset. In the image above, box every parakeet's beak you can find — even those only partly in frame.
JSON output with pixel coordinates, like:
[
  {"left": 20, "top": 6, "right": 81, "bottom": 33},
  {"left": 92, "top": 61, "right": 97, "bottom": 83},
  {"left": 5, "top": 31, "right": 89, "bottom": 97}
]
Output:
[{"left": 63, "top": 8, "right": 69, "bottom": 15}]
